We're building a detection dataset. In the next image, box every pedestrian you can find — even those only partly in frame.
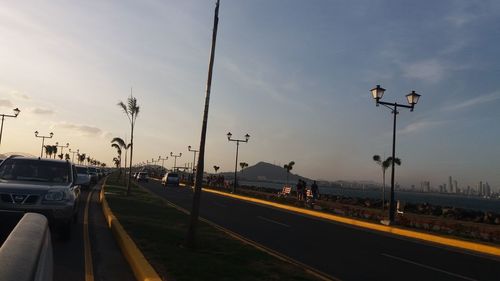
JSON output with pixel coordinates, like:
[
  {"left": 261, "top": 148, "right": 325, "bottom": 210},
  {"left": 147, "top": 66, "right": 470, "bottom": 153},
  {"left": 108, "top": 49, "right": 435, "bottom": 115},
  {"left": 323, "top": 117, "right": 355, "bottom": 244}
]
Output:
[
  {"left": 311, "top": 180, "right": 319, "bottom": 200},
  {"left": 302, "top": 180, "right": 308, "bottom": 201},
  {"left": 296, "top": 179, "right": 303, "bottom": 201}
]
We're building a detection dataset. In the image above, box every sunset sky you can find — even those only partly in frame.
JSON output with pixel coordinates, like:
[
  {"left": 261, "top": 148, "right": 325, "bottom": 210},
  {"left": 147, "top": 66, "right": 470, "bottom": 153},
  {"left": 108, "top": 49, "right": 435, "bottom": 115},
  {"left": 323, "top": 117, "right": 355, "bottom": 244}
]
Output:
[{"left": 0, "top": 1, "right": 499, "bottom": 190}]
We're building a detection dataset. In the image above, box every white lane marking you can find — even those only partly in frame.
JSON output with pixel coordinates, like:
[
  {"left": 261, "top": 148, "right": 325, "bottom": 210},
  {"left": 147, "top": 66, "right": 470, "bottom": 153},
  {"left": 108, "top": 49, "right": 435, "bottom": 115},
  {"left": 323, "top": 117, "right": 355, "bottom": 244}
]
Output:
[
  {"left": 212, "top": 202, "right": 228, "bottom": 208},
  {"left": 257, "top": 216, "right": 291, "bottom": 228},
  {"left": 381, "top": 253, "right": 478, "bottom": 281}
]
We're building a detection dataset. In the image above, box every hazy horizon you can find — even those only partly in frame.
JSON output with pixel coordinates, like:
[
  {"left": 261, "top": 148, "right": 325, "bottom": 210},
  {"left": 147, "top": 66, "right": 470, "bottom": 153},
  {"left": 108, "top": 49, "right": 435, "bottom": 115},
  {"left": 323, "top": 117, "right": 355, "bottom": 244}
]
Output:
[{"left": 1, "top": 1, "right": 499, "bottom": 190}]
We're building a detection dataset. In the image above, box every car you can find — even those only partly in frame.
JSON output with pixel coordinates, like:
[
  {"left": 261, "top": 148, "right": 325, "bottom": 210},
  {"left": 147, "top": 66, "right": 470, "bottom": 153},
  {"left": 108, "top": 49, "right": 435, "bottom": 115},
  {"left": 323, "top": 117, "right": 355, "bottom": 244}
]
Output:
[
  {"left": 87, "top": 167, "right": 99, "bottom": 183},
  {"left": 0, "top": 156, "right": 83, "bottom": 238},
  {"left": 75, "top": 165, "right": 92, "bottom": 190},
  {"left": 136, "top": 172, "right": 148, "bottom": 182},
  {"left": 161, "top": 172, "right": 179, "bottom": 187}
]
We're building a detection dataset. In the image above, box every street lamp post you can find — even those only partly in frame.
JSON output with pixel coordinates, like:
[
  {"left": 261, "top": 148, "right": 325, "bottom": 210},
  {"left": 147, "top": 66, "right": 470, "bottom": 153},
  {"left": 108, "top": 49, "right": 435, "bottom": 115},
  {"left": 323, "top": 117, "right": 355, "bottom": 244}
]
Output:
[
  {"left": 55, "top": 142, "right": 70, "bottom": 159},
  {"left": 188, "top": 145, "right": 199, "bottom": 183},
  {"left": 69, "top": 148, "right": 79, "bottom": 163},
  {"left": 0, "top": 107, "right": 20, "bottom": 147},
  {"left": 170, "top": 152, "right": 182, "bottom": 172},
  {"left": 226, "top": 132, "right": 250, "bottom": 193},
  {"left": 371, "top": 85, "right": 421, "bottom": 224},
  {"left": 158, "top": 156, "right": 168, "bottom": 172},
  {"left": 34, "top": 131, "right": 54, "bottom": 158}
]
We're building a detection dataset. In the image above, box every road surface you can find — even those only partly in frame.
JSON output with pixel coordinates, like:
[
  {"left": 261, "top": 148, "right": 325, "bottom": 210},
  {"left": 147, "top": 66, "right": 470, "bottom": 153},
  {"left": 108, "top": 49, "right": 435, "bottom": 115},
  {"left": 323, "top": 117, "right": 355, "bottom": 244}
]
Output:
[{"left": 142, "top": 180, "right": 500, "bottom": 281}]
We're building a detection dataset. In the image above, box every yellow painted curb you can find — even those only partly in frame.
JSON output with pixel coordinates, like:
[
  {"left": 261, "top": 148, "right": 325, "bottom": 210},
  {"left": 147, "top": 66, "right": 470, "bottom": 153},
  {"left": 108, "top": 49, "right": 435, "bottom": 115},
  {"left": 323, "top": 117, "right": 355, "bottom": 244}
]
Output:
[
  {"left": 100, "top": 186, "right": 162, "bottom": 281},
  {"left": 202, "top": 188, "right": 500, "bottom": 257}
]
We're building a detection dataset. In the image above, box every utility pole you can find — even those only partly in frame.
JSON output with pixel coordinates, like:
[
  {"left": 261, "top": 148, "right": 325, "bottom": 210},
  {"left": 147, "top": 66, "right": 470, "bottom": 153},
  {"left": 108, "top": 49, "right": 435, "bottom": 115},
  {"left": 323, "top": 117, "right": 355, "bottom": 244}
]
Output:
[{"left": 186, "top": 0, "right": 220, "bottom": 249}]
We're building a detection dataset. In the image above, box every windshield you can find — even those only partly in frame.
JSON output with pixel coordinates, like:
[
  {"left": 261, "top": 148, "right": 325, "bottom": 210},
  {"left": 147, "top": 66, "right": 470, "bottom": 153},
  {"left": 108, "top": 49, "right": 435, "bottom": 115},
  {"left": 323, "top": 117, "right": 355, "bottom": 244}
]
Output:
[
  {"left": 0, "top": 159, "right": 71, "bottom": 183},
  {"left": 76, "top": 167, "right": 88, "bottom": 174}
]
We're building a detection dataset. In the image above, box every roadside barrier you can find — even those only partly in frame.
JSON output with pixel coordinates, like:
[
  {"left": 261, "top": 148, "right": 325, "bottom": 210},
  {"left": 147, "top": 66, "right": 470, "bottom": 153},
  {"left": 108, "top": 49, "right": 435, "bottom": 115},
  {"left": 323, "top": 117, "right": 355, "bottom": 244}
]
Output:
[
  {"left": 100, "top": 183, "right": 162, "bottom": 281},
  {"left": 0, "top": 212, "right": 53, "bottom": 281}
]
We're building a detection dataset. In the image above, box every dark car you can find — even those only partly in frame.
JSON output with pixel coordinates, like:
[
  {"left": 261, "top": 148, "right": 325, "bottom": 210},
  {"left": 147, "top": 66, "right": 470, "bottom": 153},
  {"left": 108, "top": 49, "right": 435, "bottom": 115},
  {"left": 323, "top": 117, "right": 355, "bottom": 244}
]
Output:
[
  {"left": 161, "top": 172, "right": 179, "bottom": 187},
  {"left": 136, "top": 172, "right": 148, "bottom": 182},
  {"left": 0, "top": 156, "right": 83, "bottom": 238}
]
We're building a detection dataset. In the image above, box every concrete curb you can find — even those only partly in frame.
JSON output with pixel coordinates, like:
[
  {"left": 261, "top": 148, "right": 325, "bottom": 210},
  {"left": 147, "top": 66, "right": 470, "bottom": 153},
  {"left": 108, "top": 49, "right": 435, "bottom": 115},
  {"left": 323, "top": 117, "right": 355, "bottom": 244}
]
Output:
[
  {"left": 200, "top": 188, "right": 500, "bottom": 257},
  {"left": 100, "top": 183, "right": 162, "bottom": 281}
]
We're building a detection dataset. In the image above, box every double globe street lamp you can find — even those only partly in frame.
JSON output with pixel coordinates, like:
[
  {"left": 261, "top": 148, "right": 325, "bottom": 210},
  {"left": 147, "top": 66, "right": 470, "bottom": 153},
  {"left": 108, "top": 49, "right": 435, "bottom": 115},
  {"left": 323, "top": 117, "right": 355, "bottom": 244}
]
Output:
[
  {"left": 227, "top": 132, "right": 250, "bottom": 193},
  {"left": 371, "top": 85, "right": 421, "bottom": 224},
  {"left": 170, "top": 152, "right": 182, "bottom": 172},
  {"left": 188, "top": 145, "right": 199, "bottom": 182},
  {"left": 34, "top": 131, "right": 54, "bottom": 158}
]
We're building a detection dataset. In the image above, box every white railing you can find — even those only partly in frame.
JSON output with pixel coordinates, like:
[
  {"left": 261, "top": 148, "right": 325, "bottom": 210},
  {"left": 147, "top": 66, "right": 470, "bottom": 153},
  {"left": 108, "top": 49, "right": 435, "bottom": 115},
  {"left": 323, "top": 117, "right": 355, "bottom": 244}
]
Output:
[{"left": 0, "top": 212, "right": 53, "bottom": 281}]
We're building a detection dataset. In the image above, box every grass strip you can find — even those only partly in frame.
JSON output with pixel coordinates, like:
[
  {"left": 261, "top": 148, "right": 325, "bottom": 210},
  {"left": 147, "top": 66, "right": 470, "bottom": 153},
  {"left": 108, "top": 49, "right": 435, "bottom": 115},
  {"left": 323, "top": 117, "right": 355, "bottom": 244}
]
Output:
[{"left": 104, "top": 174, "right": 321, "bottom": 281}]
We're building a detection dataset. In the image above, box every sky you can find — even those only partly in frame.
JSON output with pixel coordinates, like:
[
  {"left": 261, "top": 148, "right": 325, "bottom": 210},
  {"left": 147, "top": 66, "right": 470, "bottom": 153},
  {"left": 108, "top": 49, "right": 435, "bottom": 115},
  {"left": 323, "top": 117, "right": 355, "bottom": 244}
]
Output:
[{"left": 0, "top": 0, "right": 499, "bottom": 191}]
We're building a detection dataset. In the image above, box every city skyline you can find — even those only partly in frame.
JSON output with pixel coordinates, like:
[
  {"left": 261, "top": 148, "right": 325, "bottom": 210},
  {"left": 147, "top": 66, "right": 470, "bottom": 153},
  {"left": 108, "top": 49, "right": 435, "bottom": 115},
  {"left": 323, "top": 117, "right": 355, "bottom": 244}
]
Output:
[{"left": 1, "top": 1, "right": 499, "bottom": 190}]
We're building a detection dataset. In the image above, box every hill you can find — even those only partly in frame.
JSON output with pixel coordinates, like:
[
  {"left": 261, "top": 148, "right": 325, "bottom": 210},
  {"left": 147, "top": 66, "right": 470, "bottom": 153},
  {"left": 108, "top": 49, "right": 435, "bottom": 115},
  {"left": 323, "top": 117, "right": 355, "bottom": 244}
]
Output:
[{"left": 219, "top": 161, "right": 311, "bottom": 183}]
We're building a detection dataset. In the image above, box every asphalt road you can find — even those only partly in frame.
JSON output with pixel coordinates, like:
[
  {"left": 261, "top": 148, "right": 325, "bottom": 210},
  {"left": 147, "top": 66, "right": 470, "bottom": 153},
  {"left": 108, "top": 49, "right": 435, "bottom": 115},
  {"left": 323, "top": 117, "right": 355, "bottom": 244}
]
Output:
[
  {"left": 52, "top": 181, "right": 135, "bottom": 281},
  {"left": 142, "top": 180, "right": 500, "bottom": 281}
]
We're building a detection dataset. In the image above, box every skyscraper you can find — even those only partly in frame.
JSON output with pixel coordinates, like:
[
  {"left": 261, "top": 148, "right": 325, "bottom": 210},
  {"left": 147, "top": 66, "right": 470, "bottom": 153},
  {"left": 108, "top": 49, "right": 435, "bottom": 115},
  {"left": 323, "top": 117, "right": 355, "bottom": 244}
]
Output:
[{"left": 448, "top": 176, "right": 453, "bottom": 193}]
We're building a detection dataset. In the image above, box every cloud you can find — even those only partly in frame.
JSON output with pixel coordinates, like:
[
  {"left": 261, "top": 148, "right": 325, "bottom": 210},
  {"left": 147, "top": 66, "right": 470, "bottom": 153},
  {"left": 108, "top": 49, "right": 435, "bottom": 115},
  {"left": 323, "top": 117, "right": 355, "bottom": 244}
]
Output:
[
  {"left": 403, "top": 59, "right": 445, "bottom": 83},
  {"left": 398, "top": 120, "right": 446, "bottom": 135},
  {"left": 31, "top": 107, "right": 55, "bottom": 115},
  {"left": 443, "top": 91, "right": 500, "bottom": 111},
  {"left": 0, "top": 99, "right": 13, "bottom": 108},
  {"left": 57, "top": 122, "right": 103, "bottom": 137},
  {"left": 10, "top": 91, "right": 30, "bottom": 100}
]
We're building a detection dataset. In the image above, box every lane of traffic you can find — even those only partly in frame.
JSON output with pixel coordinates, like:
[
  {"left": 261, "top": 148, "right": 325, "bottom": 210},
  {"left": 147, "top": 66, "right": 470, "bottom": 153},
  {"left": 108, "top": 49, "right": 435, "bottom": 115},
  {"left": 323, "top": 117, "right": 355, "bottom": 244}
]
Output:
[{"left": 143, "top": 180, "right": 500, "bottom": 281}]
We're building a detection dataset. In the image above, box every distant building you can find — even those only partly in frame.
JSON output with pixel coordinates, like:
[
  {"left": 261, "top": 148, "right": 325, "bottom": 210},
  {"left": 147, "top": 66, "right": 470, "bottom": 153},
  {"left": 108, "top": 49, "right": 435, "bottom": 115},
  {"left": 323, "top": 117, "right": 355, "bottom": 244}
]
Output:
[
  {"left": 453, "top": 180, "right": 458, "bottom": 194},
  {"left": 448, "top": 176, "right": 453, "bottom": 193}
]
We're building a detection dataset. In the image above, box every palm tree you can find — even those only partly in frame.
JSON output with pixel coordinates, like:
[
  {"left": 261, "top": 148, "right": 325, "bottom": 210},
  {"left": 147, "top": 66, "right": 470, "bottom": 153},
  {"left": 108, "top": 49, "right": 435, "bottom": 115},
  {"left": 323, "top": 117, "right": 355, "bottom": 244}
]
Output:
[
  {"left": 239, "top": 162, "right": 248, "bottom": 171},
  {"left": 111, "top": 143, "right": 122, "bottom": 174},
  {"left": 373, "top": 155, "right": 401, "bottom": 210},
  {"left": 51, "top": 146, "right": 58, "bottom": 159},
  {"left": 111, "top": 137, "right": 130, "bottom": 177},
  {"left": 283, "top": 161, "right": 295, "bottom": 185},
  {"left": 44, "top": 145, "right": 53, "bottom": 158},
  {"left": 86, "top": 156, "right": 91, "bottom": 166},
  {"left": 64, "top": 153, "right": 70, "bottom": 161},
  {"left": 213, "top": 165, "right": 219, "bottom": 173},
  {"left": 78, "top": 153, "right": 86, "bottom": 165},
  {"left": 118, "top": 95, "right": 140, "bottom": 196}
]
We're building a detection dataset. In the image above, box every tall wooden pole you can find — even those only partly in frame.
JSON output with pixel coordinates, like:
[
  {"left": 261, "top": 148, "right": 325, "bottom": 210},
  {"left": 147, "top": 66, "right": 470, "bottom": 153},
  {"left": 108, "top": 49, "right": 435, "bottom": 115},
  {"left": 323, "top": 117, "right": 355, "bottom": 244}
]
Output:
[{"left": 186, "top": 0, "right": 220, "bottom": 249}]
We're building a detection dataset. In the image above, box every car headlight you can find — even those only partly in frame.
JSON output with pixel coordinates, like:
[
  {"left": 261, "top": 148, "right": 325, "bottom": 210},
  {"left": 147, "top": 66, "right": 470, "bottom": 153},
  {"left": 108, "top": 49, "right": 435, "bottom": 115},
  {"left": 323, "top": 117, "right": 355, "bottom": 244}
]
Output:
[{"left": 44, "top": 191, "right": 66, "bottom": 201}]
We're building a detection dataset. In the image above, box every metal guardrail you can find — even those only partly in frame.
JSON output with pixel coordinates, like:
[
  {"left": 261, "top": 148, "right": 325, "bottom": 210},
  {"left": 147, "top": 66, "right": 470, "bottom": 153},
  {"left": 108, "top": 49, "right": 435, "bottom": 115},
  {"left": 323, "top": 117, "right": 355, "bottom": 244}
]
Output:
[{"left": 0, "top": 212, "right": 53, "bottom": 281}]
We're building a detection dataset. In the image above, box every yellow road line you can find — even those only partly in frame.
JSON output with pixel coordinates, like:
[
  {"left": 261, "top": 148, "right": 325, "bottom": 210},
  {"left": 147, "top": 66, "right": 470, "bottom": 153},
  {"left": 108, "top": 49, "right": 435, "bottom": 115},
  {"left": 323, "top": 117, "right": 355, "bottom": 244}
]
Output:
[
  {"left": 83, "top": 188, "right": 95, "bottom": 281},
  {"left": 201, "top": 188, "right": 500, "bottom": 257}
]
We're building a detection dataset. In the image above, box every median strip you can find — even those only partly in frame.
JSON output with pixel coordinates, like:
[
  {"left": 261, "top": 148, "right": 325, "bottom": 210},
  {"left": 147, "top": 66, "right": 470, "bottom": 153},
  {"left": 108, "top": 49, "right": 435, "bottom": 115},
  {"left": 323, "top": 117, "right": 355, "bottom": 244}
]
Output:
[{"left": 99, "top": 180, "right": 162, "bottom": 281}]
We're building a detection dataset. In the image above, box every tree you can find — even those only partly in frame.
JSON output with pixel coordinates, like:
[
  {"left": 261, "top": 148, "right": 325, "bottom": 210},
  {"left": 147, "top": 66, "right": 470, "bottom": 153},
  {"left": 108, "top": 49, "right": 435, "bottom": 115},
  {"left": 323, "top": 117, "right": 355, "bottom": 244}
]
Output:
[
  {"left": 283, "top": 161, "right": 295, "bottom": 185},
  {"left": 111, "top": 137, "right": 130, "bottom": 177},
  {"left": 78, "top": 153, "right": 86, "bottom": 165},
  {"left": 44, "top": 145, "right": 53, "bottom": 158},
  {"left": 51, "top": 146, "right": 58, "bottom": 159},
  {"left": 111, "top": 143, "right": 122, "bottom": 174},
  {"left": 373, "top": 155, "right": 401, "bottom": 210},
  {"left": 65, "top": 153, "right": 70, "bottom": 161},
  {"left": 213, "top": 165, "right": 219, "bottom": 173},
  {"left": 118, "top": 95, "right": 140, "bottom": 196},
  {"left": 239, "top": 162, "right": 248, "bottom": 170}
]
